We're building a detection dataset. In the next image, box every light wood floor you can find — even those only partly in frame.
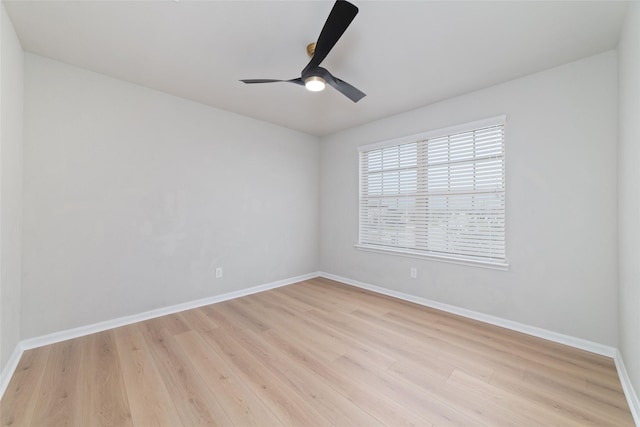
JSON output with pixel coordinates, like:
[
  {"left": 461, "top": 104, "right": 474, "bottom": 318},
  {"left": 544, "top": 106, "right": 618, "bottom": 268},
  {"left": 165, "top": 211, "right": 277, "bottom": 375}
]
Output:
[{"left": 1, "top": 277, "right": 634, "bottom": 426}]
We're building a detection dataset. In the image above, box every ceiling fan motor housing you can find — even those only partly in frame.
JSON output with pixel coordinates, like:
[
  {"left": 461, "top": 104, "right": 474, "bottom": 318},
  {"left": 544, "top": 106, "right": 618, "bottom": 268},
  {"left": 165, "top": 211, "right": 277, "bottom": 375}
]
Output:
[{"left": 306, "top": 43, "right": 316, "bottom": 58}]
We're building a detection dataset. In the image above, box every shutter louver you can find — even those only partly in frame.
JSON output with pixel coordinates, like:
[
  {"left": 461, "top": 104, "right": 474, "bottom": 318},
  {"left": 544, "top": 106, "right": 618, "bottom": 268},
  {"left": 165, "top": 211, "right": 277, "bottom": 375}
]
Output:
[{"left": 359, "top": 119, "right": 506, "bottom": 265}]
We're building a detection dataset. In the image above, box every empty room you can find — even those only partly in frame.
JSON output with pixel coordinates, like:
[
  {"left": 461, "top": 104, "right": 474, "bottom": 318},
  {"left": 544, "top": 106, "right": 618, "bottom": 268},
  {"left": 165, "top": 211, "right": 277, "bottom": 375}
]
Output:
[{"left": 1, "top": 0, "right": 639, "bottom": 425}]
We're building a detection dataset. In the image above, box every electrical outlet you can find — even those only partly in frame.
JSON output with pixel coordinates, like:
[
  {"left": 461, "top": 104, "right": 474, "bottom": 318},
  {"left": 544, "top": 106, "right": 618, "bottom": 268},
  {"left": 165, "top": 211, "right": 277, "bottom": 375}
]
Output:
[
  {"left": 410, "top": 267, "right": 417, "bottom": 279},
  {"left": 215, "top": 267, "right": 223, "bottom": 278}
]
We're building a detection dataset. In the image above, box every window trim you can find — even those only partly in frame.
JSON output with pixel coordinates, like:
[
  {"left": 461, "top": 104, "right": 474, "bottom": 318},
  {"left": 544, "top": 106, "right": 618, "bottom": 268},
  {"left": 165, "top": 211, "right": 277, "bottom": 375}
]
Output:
[
  {"left": 357, "top": 116, "right": 507, "bottom": 154},
  {"left": 356, "top": 115, "right": 509, "bottom": 270},
  {"left": 353, "top": 244, "right": 510, "bottom": 270}
]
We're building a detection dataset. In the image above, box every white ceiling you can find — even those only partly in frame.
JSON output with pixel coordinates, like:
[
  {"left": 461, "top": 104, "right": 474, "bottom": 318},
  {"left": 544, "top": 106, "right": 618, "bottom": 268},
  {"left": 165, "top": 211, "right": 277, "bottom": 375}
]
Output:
[{"left": 4, "top": 0, "right": 628, "bottom": 136}]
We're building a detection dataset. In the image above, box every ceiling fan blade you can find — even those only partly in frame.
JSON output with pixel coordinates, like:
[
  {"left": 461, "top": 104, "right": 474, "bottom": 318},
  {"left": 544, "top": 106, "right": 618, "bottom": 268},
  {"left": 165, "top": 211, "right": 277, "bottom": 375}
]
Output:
[
  {"left": 315, "top": 67, "right": 365, "bottom": 103},
  {"left": 241, "top": 79, "right": 284, "bottom": 84},
  {"left": 240, "top": 78, "right": 304, "bottom": 86},
  {"left": 302, "top": 0, "right": 358, "bottom": 76},
  {"left": 327, "top": 76, "right": 366, "bottom": 103}
]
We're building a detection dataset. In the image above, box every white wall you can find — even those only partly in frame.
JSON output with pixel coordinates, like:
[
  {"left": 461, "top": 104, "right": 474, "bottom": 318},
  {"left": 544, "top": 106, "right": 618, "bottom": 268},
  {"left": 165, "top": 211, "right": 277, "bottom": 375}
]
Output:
[
  {"left": 21, "top": 54, "right": 319, "bottom": 339},
  {"left": 618, "top": 0, "right": 640, "bottom": 405},
  {"left": 0, "top": 4, "right": 23, "bottom": 372},
  {"left": 320, "top": 52, "right": 618, "bottom": 346}
]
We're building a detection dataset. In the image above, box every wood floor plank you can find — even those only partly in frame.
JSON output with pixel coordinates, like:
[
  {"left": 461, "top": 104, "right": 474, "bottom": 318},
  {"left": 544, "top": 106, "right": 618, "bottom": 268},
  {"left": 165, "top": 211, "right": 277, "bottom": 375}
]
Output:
[
  {"left": 250, "top": 291, "right": 394, "bottom": 367},
  {"left": 333, "top": 353, "right": 481, "bottom": 426},
  {"left": 30, "top": 338, "right": 84, "bottom": 426},
  {"left": 385, "top": 307, "right": 622, "bottom": 392},
  {"left": 0, "top": 347, "right": 50, "bottom": 426},
  {"left": 490, "top": 369, "right": 631, "bottom": 426},
  {"left": 177, "top": 307, "right": 219, "bottom": 334},
  {"left": 446, "top": 368, "right": 585, "bottom": 427},
  {"left": 198, "top": 325, "right": 334, "bottom": 427},
  {"left": 113, "top": 324, "right": 183, "bottom": 427},
  {"left": 137, "top": 319, "right": 234, "bottom": 426},
  {"left": 173, "top": 330, "right": 283, "bottom": 427},
  {"left": 521, "top": 368, "right": 634, "bottom": 424},
  {"left": 1, "top": 278, "right": 634, "bottom": 426},
  {"left": 371, "top": 282, "right": 617, "bottom": 376},
  {"left": 82, "top": 330, "right": 133, "bottom": 426},
  {"left": 220, "top": 312, "right": 387, "bottom": 427},
  {"left": 262, "top": 326, "right": 436, "bottom": 427},
  {"left": 351, "top": 307, "right": 497, "bottom": 380},
  {"left": 224, "top": 298, "right": 272, "bottom": 333}
]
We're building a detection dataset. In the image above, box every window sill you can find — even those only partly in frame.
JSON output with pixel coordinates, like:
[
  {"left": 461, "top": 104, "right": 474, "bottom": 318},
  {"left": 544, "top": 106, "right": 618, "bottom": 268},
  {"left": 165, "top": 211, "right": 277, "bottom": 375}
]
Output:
[{"left": 354, "top": 244, "right": 510, "bottom": 271}]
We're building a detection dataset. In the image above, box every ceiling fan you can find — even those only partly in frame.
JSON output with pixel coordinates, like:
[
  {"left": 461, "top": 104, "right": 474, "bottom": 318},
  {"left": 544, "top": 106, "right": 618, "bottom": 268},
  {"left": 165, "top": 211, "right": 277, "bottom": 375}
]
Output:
[{"left": 240, "top": 0, "right": 365, "bottom": 103}]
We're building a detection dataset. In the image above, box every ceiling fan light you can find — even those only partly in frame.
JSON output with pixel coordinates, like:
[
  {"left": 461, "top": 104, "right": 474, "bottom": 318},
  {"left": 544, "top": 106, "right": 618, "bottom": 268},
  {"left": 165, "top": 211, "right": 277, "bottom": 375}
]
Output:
[{"left": 305, "top": 76, "right": 326, "bottom": 92}]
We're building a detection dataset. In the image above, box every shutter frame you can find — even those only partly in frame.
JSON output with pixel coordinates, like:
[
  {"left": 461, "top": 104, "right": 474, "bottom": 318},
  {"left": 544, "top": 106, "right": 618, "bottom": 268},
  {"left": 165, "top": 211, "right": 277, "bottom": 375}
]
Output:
[{"left": 358, "top": 116, "right": 507, "bottom": 268}]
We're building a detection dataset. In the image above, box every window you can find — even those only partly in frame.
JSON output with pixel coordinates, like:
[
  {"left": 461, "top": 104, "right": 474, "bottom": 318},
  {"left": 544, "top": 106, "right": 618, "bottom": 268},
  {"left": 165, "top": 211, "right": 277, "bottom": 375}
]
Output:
[{"left": 357, "top": 116, "right": 506, "bottom": 268}]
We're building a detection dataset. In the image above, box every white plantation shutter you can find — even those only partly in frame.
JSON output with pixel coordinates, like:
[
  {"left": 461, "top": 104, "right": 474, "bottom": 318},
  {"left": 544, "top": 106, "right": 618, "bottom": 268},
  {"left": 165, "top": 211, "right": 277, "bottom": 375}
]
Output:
[{"left": 358, "top": 116, "right": 506, "bottom": 266}]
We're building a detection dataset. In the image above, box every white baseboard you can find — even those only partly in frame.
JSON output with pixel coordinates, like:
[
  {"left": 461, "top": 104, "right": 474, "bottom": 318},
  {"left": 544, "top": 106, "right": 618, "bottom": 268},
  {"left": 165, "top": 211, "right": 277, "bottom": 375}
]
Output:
[
  {"left": 615, "top": 349, "right": 640, "bottom": 426},
  {"left": 20, "top": 271, "right": 319, "bottom": 351},
  {"left": 0, "top": 271, "right": 319, "bottom": 400},
  {"left": 0, "top": 342, "right": 25, "bottom": 400},
  {"left": 318, "top": 272, "right": 616, "bottom": 357}
]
